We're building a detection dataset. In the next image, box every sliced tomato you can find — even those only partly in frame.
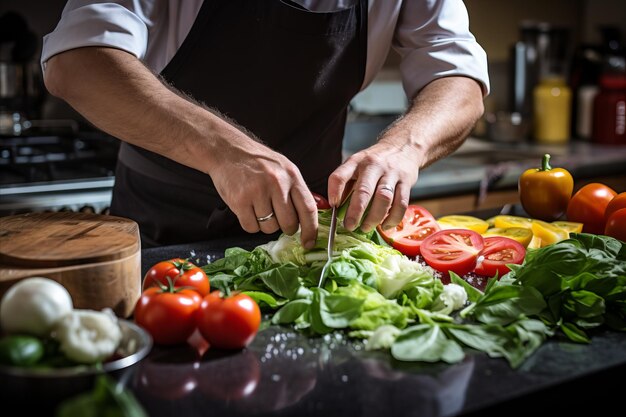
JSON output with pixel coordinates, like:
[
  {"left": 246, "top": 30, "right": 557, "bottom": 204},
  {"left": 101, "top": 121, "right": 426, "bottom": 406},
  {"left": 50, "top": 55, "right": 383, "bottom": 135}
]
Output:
[
  {"left": 420, "top": 229, "right": 484, "bottom": 276},
  {"left": 474, "top": 236, "right": 526, "bottom": 278},
  {"left": 377, "top": 205, "right": 440, "bottom": 257}
]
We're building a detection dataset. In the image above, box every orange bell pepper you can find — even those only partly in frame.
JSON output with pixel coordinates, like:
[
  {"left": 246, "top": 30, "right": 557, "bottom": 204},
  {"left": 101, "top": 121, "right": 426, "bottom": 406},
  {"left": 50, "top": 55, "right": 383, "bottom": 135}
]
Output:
[{"left": 518, "top": 154, "right": 574, "bottom": 221}]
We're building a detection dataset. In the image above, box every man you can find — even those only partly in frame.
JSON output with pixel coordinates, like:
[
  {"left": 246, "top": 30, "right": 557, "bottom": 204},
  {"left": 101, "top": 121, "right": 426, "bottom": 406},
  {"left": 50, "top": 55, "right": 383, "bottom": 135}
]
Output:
[{"left": 41, "top": 0, "right": 489, "bottom": 248}]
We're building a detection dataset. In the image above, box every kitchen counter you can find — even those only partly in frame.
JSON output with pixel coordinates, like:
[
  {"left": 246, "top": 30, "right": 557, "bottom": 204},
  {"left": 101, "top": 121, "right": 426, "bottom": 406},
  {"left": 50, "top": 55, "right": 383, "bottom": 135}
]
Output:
[
  {"left": 131, "top": 230, "right": 626, "bottom": 417},
  {"left": 343, "top": 118, "right": 626, "bottom": 201},
  {"left": 409, "top": 137, "right": 626, "bottom": 199}
]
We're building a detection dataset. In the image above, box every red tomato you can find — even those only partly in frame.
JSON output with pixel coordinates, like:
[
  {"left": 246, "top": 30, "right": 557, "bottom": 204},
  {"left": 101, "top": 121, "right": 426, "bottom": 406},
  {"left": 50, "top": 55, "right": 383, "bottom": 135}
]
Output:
[
  {"left": 134, "top": 287, "right": 202, "bottom": 345},
  {"left": 566, "top": 183, "right": 617, "bottom": 234},
  {"left": 420, "top": 229, "right": 485, "bottom": 276},
  {"left": 605, "top": 208, "right": 626, "bottom": 242},
  {"left": 605, "top": 192, "right": 626, "bottom": 224},
  {"left": 196, "top": 291, "right": 261, "bottom": 350},
  {"left": 143, "top": 258, "right": 210, "bottom": 296},
  {"left": 312, "top": 192, "right": 331, "bottom": 210},
  {"left": 377, "top": 205, "right": 441, "bottom": 257},
  {"left": 473, "top": 236, "right": 526, "bottom": 278}
]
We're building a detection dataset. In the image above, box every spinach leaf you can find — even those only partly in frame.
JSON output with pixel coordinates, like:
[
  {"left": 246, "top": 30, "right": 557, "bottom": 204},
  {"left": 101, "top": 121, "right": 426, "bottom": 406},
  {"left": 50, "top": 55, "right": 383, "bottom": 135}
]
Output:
[
  {"left": 257, "top": 264, "right": 302, "bottom": 300},
  {"left": 391, "top": 324, "right": 465, "bottom": 364},
  {"left": 242, "top": 291, "right": 287, "bottom": 310},
  {"left": 272, "top": 299, "right": 312, "bottom": 324},
  {"left": 469, "top": 284, "right": 546, "bottom": 326}
]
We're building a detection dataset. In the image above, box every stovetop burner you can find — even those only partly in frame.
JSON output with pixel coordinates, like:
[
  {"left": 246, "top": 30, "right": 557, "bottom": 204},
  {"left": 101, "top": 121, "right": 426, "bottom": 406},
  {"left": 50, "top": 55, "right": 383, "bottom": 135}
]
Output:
[
  {"left": 0, "top": 123, "right": 121, "bottom": 216},
  {"left": 1, "top": 129, "right": 119, "bottom": 186}
]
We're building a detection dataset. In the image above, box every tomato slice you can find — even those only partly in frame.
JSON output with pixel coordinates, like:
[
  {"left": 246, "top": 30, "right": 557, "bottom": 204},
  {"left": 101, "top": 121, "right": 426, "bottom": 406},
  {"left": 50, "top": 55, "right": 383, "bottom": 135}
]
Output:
[
  {"left": 436, "top": 215, "right": 490, "bottom": 234},
  {"left": 474, "top": 236, "right": 526, "bottom": 278},
  {"left": 377, "top": 205, "right": 440, "bottom": 257},
  {"left": 420, "top": 229, "right": 484, "bottom": 276}
]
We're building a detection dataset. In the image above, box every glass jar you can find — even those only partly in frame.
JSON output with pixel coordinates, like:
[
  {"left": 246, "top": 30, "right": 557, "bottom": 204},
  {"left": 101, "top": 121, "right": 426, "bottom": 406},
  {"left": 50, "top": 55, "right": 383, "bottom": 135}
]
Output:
[
  {"left": 591, "top": 71, "right": 626, "bottom": 145},
  {"left": 533, "top": 76, "right": 572, "bottom": 144}
]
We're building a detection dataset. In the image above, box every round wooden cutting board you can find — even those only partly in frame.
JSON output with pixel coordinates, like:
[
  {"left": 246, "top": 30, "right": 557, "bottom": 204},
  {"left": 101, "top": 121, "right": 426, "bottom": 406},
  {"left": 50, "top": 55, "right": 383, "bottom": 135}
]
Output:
[{"left": 0, "top": 212, "right": 142, "bottom": 318}]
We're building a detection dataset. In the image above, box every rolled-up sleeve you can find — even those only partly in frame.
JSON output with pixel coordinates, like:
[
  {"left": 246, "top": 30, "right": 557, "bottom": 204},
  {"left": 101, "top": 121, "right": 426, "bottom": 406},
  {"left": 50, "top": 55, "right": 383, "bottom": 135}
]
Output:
[
  {"left": 41, "top": 1, "right": 149, "bottom": 70},
  {"left": 394, "top": 0, "right": 490, "bottom": 99}
]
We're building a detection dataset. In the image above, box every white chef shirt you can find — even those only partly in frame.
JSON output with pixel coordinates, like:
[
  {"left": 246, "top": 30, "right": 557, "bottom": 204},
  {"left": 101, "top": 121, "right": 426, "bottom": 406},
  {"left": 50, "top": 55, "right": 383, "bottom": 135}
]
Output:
[{"left": 41, "top": 0, "right": 490, "bottom": 100}]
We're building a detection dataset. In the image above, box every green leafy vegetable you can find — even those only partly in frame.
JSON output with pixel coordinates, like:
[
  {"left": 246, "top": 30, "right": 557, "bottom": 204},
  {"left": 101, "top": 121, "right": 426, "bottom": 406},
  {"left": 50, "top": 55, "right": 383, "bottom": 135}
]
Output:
[{"left": 201, "top": 216, "right": 625, "bottom": 369}]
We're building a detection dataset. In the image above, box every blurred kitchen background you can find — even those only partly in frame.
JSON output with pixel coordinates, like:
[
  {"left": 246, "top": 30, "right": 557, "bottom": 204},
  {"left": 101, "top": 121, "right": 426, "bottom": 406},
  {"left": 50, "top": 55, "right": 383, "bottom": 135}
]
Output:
[{"left": 1, "top": 0, "right": 625, "bottom": 218}]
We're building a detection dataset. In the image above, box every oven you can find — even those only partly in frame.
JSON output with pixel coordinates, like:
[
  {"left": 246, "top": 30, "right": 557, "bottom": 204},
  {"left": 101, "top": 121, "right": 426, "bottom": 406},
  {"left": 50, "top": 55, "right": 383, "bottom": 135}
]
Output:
[{"left": 0, "top": 121, "right": 120, "bottom": 216}]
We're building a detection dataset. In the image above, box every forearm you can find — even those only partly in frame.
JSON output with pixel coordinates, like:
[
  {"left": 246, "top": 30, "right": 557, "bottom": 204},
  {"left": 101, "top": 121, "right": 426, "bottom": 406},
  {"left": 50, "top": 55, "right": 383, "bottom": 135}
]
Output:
[
  {"left": 43, "top": 47, "right": 249, "bottom": 176},
  {"left": 379, "top": 76, "right": 484, "bottom": 167}
]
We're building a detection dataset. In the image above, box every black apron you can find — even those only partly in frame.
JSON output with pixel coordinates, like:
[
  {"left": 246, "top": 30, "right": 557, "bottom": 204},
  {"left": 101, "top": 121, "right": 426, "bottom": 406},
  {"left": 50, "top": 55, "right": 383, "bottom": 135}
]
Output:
[{"left": 111, "top": 0, "right": 368, "bottom": 247}]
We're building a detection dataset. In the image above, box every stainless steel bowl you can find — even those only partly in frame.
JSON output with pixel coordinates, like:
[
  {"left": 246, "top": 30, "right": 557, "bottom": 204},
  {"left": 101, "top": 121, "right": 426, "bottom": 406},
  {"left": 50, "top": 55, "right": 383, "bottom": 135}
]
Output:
[{"left": 0, "top": 319, "right": 152, "bottom": 413}]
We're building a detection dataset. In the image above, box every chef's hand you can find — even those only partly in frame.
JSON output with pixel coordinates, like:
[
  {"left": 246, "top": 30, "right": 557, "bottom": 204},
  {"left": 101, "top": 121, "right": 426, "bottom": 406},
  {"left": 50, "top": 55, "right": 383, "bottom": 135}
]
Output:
[
  {"left": 328, "top": 140, "right": 420, "bottom": 233},
  {"left": 209, "top": 129, "right": 319, "bottom": 249}
]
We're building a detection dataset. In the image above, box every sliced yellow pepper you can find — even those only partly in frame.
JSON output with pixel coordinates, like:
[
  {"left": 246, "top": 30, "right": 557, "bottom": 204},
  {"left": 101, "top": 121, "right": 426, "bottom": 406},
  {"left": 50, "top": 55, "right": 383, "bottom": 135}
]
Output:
[
  {"left": 552, "top": 221, "right": 584, "bottom": 234},
  {"left": 482, "top": 227, "right": 533, "bottom": 247},
  {"left": 527, "top": 235, "right": 543, "bottom": 249},
  {"left": 437, "top": 215, "right": 490, "bottom": 234},
  {"left": 493, "top": 215, "right": 533, "bottom": 230},
  {"left": 531, "top": 220, "right": 569, "bottom": 247}
]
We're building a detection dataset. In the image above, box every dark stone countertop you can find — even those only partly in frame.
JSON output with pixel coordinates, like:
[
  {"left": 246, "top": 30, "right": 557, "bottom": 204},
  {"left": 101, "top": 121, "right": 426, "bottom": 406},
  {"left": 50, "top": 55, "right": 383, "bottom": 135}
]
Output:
[{"left": 130, "top": 230, "right": 626, "bottom": 417}]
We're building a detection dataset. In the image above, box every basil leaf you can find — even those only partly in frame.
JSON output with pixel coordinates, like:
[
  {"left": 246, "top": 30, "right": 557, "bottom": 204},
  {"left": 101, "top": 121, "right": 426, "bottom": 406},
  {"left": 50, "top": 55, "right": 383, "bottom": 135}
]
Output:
[
  {"left": 242, "top": 291, "right": 287, "bottom": 310},
  {"left": 257, "top": 264, "right": 302, "bottom": 300},
  {"left": 272, "top": 299, "right": 312, "bottom": 324},
  {"left": 449, "top": 271, "right": 483, "bottom": 303},
  {"left": 560, "top": 322, "right": 590, "bottom": 343},
  {"left": 471, "top": 284, "right": 546, "bottom": 325},
  {"left": 391, "top": 324, "right": 465, "bottom": 364}
]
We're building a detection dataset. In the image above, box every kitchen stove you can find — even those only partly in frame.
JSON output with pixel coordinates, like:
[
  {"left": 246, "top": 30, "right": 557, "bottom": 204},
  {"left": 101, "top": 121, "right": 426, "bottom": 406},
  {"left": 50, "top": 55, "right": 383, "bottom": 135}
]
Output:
[{"left": 0, "top": 123, "right": 120, "bottom": 216}]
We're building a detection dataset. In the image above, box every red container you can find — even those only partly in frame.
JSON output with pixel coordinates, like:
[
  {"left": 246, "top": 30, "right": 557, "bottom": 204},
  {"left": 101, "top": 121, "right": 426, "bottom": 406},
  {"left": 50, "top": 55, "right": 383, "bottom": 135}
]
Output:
[{"left": 592, "top": 72, "right": 626, "bottom": 145}]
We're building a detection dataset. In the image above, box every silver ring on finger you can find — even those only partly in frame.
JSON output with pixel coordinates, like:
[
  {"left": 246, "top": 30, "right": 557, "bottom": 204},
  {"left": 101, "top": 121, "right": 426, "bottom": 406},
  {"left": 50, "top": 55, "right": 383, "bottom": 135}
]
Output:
[
  {"left": 379, "top": 184, "right": 395, "bottom": 193},
  {"left": 256, "top": 212, "right": 275, "bottom": 222}
]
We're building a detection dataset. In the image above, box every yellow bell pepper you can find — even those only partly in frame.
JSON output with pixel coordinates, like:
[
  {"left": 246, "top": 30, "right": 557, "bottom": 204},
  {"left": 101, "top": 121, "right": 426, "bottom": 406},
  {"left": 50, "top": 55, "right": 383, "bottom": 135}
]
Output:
[{"left": 518, "top": 154, "right": 574, "bottom": 221}]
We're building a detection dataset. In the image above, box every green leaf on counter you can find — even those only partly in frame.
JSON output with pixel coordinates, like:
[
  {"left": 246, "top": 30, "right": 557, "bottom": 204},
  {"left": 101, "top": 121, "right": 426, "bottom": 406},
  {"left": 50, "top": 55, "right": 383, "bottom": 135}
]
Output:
[
  {"left": 449, "top": 271, "right": 484, "bottom": 303},
  {"left": 469, "top": 283, "right": 546, "bottom": 326},
  {"left": 391, "top": 324, "right": 465, "bottom": 364},
  {"left": 257, "top": 264, "right": 302, "bottom": 300},
  {"left": 242, "top": 291, "right": 287, "bottom": 310},
  {"left": 272, "top": 299, "right": 312, "bottom": 325}
]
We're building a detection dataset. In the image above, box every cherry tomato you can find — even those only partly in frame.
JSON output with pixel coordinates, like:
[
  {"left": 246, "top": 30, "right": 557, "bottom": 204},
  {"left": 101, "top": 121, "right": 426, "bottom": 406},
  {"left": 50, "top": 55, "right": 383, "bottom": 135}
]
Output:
[
  {"left": 604, "top": 208, "right": 626, "bottom": 242},
  {"left": 143, "top": 258, "right": 210, "bottom": 296},
  {"left": 196, "top": 291, "right": 261, "bottom": 350},
  {"left": 605, "top": 192, "right": 626, "bottom": 224},
  {"left": 474, "top": 236, "right": 526, "bottom": 278},
  {"left": 566, "top": 183, "right": 617, "bottom": 234},
  {"left": 312, "top": 192, "right": 331, "bottom": 210},
  {"left": 420, "top": 229, "right": 485, "bottom": 276},
  {"left": 134, "top": 287, "right": 202, "bottom": 345},
  {"left": 377, "top": 205, "right": 441, "bottom": 257}
]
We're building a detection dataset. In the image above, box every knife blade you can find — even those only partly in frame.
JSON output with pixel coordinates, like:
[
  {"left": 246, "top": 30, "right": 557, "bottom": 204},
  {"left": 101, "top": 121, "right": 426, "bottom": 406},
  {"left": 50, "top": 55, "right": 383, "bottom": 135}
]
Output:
[{"left": 317, "top": 205, "right": 338, "bottom": 288}]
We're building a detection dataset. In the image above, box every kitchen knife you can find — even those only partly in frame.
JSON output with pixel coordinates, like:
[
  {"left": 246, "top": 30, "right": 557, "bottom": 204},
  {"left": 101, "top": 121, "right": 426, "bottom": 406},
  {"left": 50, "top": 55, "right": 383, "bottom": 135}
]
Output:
[{"left": 317, "top": 205, "right": 338, "bottom": 288}]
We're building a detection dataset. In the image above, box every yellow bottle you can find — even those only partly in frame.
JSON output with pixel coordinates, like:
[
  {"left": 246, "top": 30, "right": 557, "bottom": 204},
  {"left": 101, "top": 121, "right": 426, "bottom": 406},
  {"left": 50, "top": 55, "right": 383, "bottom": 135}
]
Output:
[{"left": 533, "top": 76, "right": 572, "bottom": 144}]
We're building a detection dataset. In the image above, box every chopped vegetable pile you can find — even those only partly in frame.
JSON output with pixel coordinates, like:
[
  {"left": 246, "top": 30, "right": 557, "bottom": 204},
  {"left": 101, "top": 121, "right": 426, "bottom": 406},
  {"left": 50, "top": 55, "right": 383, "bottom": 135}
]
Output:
[{"left": 201, "top": 208, "right": 626, "bottom": 368}]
